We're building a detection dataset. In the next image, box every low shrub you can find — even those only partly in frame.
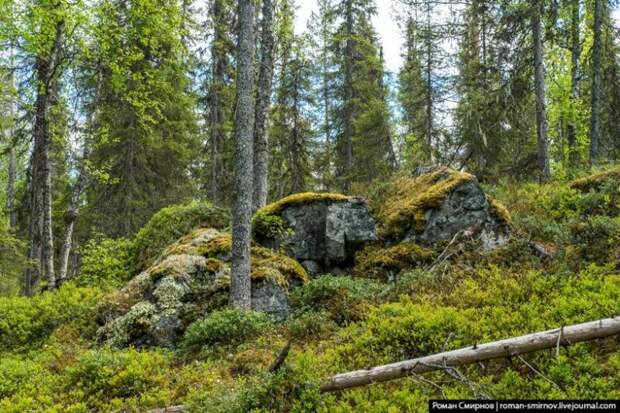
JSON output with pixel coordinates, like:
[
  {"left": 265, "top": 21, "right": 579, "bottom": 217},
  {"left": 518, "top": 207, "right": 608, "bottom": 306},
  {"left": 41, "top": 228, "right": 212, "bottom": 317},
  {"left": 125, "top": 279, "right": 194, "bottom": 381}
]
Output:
[
  {"left": 0, "top": 284, "right": 102, "bottom": 353},
  {"left": 290, "top": 275, "right": 384, "bottom": 325},
  {"left": 181, "top": 308, "right": 273, "bottom": 350},
  {"left": 76, "top": 237, "right": 133, "bottom": 287}
]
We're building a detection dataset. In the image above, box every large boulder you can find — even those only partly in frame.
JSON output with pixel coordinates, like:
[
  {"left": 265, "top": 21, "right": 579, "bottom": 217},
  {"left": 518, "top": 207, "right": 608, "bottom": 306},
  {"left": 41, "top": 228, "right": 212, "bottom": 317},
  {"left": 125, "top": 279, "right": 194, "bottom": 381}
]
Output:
[
  {"left": 97, "top": 228, "right": 307, "bottom": 348},
  {"left": 377, "top": 167, "right": 511, "bottom": 250},
  {"left": 253, "top": 193, "right": 377, "bottom": 273}
]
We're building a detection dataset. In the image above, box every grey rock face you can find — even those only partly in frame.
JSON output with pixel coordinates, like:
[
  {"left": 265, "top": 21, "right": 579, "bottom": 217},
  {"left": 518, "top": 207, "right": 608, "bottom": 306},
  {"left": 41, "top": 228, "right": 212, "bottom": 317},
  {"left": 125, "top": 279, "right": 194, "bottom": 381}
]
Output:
[
  {"left": 404, "top": 174, "right": 510, "bottom": 250},
  {"left": 258, "top": 197, "right": 377, "bottom": 271}
]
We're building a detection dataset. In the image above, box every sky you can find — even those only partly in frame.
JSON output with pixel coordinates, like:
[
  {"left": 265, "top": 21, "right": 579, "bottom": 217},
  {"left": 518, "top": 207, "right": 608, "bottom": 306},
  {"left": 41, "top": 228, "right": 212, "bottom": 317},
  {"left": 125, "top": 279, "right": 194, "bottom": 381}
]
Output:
[{"left": 296, "top": 0, "right": 403, "bottom": 73}]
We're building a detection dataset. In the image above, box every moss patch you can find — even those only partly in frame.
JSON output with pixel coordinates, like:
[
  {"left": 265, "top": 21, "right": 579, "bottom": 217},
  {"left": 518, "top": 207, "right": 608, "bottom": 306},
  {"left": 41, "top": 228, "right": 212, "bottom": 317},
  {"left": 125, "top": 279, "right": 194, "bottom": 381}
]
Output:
[
  {"left": 131, "top": 202, "right": 230, "bottom": 272},
  {"left": 487, "top": 195, "right": 512, "bottom": 225},
  {"left": 569, "top": 168, "right": 620, "bottom": 192},
  {"left": 158, "top": 228, "right": 307, "bottom": 287},
  {"left": 354, "top": 243, "right": 434, "bottom": 280},
  {"left": 377, "top": 167, "right": 477, "bottom": 240}
]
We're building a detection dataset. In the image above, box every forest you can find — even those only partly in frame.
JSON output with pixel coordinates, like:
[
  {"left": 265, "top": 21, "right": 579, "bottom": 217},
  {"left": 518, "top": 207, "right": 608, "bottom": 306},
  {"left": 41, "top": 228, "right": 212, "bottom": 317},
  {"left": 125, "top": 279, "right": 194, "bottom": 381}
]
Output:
[{"left": 1, "top": 0, "right": 620, "bottom": 411}]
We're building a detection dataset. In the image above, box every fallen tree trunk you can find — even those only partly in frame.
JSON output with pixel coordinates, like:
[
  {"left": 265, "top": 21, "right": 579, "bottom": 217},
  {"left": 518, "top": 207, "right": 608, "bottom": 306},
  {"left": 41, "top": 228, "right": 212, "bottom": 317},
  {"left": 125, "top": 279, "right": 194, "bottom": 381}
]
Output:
[{"left": 320, "top": 316, "right": 620, "bottom": 392}]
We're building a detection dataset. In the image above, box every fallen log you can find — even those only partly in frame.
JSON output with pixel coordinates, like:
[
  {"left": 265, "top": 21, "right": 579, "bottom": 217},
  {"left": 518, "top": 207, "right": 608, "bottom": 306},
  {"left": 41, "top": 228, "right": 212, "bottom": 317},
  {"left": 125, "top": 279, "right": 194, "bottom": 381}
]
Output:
[
  {"left": 147, "top": 405, "right": 186, "bottom": 413},
  {"left": 320, "top": 316, "right": 620, "bottom": 392}
]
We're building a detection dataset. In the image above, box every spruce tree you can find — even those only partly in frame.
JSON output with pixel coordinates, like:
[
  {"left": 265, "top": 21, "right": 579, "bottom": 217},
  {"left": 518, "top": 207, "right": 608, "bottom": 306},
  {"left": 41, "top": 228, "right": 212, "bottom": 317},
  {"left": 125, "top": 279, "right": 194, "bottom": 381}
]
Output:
[{"left": 85, "top": 0, "right": 199, "bottom": 237}]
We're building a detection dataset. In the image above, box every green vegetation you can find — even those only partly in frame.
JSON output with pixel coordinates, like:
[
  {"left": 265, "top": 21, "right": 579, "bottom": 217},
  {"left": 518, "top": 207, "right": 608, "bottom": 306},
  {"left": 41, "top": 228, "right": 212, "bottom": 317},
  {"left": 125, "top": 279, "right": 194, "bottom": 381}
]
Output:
[
  {"left": 2, "top": 170, "right": 620, "bottom": 411},
  {"left": 131, "top": 202, "right": 230, "bottom": 271},
  {"left": 76, "top": 238, "right": 133, "bottom": 287},
  {"left": 181, "top": 308, "right": 273, "bottom": 351}
]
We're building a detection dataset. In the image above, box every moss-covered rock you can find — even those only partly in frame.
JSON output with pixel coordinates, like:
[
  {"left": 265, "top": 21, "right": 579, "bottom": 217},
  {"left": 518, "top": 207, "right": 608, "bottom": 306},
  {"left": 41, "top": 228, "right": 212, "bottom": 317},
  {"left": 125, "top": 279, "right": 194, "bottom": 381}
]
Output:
[
  {"left": 377, "top": 167, "right": 511, "bottom": 249},
  {"left": 98, "top": 228, "right": 307, "bottom": 348},
  {"left": 131, "top": 202, "right": 230, "bottom": 272},
  {"left": 253, "top": 192, "right": 377, "bottom": 273}
]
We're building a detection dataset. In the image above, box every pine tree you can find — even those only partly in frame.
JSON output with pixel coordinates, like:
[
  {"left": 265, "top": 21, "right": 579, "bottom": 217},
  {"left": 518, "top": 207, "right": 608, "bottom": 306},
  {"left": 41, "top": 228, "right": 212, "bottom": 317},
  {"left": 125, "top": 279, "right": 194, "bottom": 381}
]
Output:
[{"left": 230, "top": 0, "right": 255, "bottom": 309}]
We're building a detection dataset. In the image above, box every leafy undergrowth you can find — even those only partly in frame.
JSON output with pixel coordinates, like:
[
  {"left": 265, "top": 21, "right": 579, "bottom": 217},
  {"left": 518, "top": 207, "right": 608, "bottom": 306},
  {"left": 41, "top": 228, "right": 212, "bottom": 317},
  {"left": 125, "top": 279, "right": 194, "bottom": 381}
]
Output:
[{"left": 3, "top": 169, "right": 620, "bottom": 412}]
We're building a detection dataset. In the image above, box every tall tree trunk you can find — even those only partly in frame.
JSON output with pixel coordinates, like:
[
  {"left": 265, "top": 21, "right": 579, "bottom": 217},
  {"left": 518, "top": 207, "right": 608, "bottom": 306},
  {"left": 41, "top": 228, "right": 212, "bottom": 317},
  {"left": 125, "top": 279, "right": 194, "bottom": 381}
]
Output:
[
  {"left": 252, "top": 0, "right": 275, "bottom": 211},
  {"left": 208, "top": 0, "right": 227, "bottom": 205},
  {"left": 532, "top": 0, "right": 551, "bottom": 180},
  {"left": 34, "top": 56, "right": 56, "bottom": 289},
  {"left": 30, "top": 18, "right": 63, "bottom": 291},
  {"left": 342, "top": 0, "right": 354, "bottom": 193},
  {"left": 590, "top": 0, "right": 603, "bottom": 165},
  {"left": 566, "top": 0, "right": 580, "bottom": 167},
  {"left": 230, "top": 0, "right": 255, "bottom": 309}
]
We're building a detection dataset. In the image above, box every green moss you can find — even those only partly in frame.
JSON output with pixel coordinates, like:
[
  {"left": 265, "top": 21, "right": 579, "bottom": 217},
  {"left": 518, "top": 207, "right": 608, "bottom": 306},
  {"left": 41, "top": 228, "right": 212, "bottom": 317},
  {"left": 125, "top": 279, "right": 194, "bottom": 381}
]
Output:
[
  {"left": 378, "top": 167, "right": 477, "bottom": 240},
  {"left": 354, "top": 243, "right": 434, "bottom": 280},
  {"left": 569, "top": 168, "right": 620, "bottom": 192},
  {"left": 257, "top": 192, "right": 351, "bottom": 216},
  {"left": 487, "top": 195, "right": 512, "bottom": 225},
  {"left": 131, "top": 201, "right": 230, "bottom": 271},
  {"left": 157, "top": 228, "right": 307, "bottom": 287},
  {"left": 252, "top": 192, "right": 351, "bottom": 239}
]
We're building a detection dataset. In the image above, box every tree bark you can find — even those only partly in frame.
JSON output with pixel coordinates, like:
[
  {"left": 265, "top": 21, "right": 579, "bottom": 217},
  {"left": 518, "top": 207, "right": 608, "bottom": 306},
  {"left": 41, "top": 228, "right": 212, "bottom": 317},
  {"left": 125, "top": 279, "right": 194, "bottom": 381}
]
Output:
[
  {"left": 590, "top": 0, "right": 603, "bottom": 165},
  {"left": 320, "top": 316, "right": 620, "bottom": 392},
  {"left": 252, "top": 0, "right": 275, "bottom": 211},
  {"left": 342, "top": 0, "right": 354, "bottom": 193},
  {"left": 532, "top": 0, "right": 551, "bottom": 180},
  {"left": 230, "top": 0, "right": 255, "bottom": 309},
  {"left": 567, "top": 0, "right": 580, "bottom": 167},
  {"left": 30, "top": 19, "right": 65, "bottom": 290}
]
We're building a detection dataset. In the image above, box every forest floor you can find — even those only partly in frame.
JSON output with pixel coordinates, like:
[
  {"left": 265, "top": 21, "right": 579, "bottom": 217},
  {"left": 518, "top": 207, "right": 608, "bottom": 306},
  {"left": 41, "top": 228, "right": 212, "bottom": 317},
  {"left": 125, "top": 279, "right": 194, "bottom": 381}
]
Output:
[{"left": 2, "top": 168, "right": 620, "bottom": 412}]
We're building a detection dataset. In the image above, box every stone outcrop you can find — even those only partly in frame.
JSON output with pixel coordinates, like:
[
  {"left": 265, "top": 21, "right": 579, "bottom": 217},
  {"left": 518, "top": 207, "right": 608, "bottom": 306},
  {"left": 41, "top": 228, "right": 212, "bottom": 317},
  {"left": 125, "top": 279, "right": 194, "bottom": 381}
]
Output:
[
  {"left": 378, "top": 167, "right": 511, "bottom": 251},
  {"left": 253, "top": 193, "right": 378, "bottom": 274},
  {"left": 97, "top": 228, "right": 307, "bottom": 348}
]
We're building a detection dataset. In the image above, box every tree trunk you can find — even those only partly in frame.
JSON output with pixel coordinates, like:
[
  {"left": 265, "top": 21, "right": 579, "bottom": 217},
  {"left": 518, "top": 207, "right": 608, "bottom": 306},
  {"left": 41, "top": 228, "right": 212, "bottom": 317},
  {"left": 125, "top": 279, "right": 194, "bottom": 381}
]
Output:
[
  {"left": 320, "top": 316, "right": 620, "bottom": 392},
  {"left": 590, "top": 0, "right": 603, "bottom": 165},
  {"left": 34, "top": 19, "right": 64, "bottom": 290},
  {"left": 532, "top": 0, "right": 551, "bottom": 180},
  {"left": 57, "top": 208, "right": 78, "bottom": 285},
  {"left": 567, "top": 0, "right": 580, "bottom": 167},
  {"left": 230, "top": 0, "right": 255, "bottom": 309},
  {"left": 252, "top": 0, "right": 275, "bottom": 211},
  {"left": 57, "top": 170, "right": 84, "bottom": 284},
  {"left": 342, "top": 0, "right": 354, "bottom": 193}
]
